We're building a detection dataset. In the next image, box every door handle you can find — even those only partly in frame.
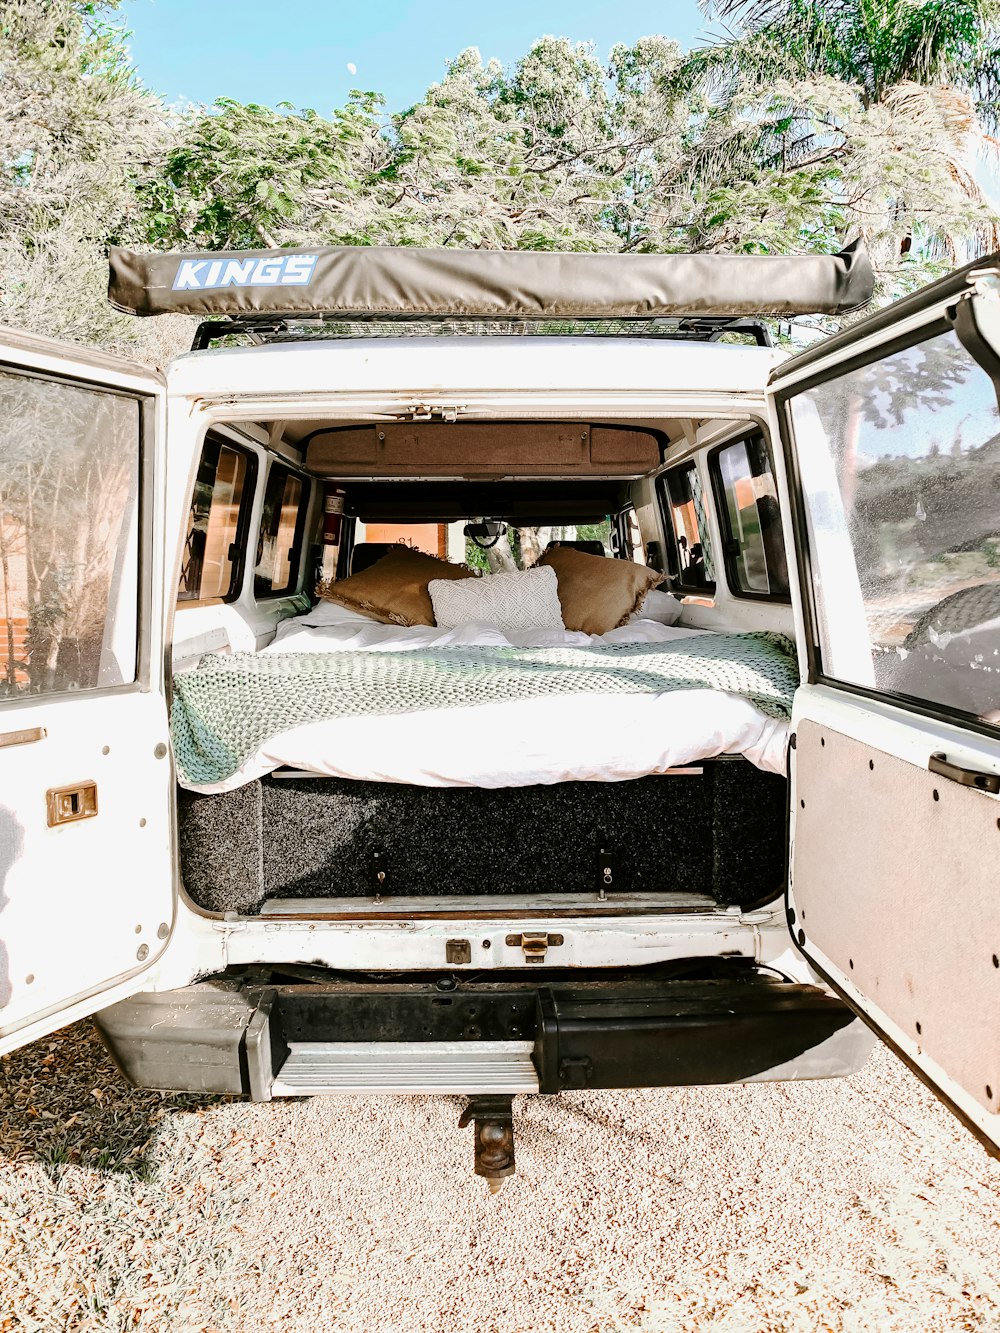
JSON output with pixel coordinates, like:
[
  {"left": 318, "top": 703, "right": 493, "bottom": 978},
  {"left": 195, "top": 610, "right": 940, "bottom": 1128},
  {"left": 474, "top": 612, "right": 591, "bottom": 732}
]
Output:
[
  {"left": 928, "top": 752, "right": 1000, "bottom": 795},
  {"left": 0, "top": 726, "right": 47, "bottom": 749}
]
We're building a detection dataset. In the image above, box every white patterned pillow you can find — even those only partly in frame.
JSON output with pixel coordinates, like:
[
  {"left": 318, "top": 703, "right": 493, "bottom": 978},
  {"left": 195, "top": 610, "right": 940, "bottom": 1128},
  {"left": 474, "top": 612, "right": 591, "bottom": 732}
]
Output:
[
  {"left": 429, "top": 566, "right": 565, "bottom": 631},
  {"left": 632, "top": 588, "right": 683, "bottom": 626}
]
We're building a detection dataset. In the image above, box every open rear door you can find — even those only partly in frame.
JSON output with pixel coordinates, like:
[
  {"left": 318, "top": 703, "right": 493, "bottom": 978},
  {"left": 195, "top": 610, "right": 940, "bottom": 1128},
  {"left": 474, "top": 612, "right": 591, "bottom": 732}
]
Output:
[
  {"left": 0, "top": 327, "right": 173, "bottom": 1054},
  {"left": 771, "top": 256, "right": 1000, "bottom": 1157}
]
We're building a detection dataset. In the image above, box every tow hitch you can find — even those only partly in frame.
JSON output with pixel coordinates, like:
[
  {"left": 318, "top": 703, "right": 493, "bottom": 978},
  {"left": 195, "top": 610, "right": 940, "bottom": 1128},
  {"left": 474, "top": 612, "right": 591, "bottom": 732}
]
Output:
[{"left": 458, "top": 1095, "right": 516, "bottom": 1193}]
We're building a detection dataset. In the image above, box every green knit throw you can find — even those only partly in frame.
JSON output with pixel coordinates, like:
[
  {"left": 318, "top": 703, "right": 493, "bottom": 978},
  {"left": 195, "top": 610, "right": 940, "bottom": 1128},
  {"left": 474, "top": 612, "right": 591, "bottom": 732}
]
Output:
[{"left": 170, "top": 632, "right": 797, "bottom": 787}]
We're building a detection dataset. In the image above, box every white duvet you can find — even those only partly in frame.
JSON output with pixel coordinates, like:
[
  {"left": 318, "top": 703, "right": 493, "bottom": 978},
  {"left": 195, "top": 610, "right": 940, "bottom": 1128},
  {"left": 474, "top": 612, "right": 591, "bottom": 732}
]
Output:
[{"left": 184, "top": 606, "right": 790, "bottom": 793}]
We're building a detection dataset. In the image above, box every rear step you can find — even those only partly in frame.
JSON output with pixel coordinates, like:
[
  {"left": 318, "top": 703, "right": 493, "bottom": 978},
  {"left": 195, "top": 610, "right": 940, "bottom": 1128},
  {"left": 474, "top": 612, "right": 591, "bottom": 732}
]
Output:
[
  {"left": 95, "top": 971, "right": 869, "bottom": 1189},
  {"left": 272, "top": 1040, "right": 539, "bottom": 1095},
  {"left": 96, "top": 973, "right": 862, "bottom": 1101}
]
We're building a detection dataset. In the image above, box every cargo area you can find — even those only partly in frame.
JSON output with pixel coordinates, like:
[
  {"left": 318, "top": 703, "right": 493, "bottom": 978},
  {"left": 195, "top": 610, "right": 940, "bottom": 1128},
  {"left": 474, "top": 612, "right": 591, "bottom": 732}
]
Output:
[
  {"left": 172, "top": 390, "right": 796, "bottom": 927},
  {"left": 177, "top": 761, "right": 787, "bottom": 916}
]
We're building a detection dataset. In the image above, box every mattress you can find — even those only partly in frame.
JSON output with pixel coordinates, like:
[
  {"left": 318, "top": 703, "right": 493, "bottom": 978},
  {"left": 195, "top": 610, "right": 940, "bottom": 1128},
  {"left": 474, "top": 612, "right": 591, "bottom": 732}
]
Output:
[{"left": 173, "top": 606, "right": 791, "bottom": 794}]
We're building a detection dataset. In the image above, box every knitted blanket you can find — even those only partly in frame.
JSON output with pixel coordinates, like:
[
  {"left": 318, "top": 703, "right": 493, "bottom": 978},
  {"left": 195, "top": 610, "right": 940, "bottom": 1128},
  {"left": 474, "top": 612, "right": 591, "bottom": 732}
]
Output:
[{"left": 170, "top": 632, "right": 798, "bottom": 788}]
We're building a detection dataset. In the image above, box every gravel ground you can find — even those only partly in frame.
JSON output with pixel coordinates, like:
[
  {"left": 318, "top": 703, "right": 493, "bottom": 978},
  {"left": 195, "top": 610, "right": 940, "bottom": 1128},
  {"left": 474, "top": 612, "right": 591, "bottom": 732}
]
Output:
[{"left": 0, "top": 1022, "right": 998, "bottom": 1332}]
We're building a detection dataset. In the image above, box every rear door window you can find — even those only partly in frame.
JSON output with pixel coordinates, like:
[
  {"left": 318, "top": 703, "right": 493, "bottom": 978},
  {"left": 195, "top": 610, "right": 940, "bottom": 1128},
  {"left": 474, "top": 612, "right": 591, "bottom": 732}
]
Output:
[
  {"left": 177, "top": 437, "right": 255, "bottom": 604},
  {"left": 255, "top": 464, "right": 310, "bottom": 598},
  {"left": 788, "top": 328, "right": 1000, "bottom": 726},
  {"left": 710, "top": 434, "right": 790, "bottom": 599}
]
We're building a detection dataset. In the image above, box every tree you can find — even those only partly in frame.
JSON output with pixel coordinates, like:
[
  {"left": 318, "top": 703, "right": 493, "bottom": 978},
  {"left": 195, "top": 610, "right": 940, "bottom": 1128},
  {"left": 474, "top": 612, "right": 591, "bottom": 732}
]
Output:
[
  {"left": 140, "top": 94, "right": 389, "bottom": 251},
  {"left": 145, "top": 38, "right": 694, "bottom": 254},
  {"left": 5, "top": 5, "right": 1000, "bottom": 362},
  {"left": 678, "top": 0, "right": 1000, "bottom": 291},
  {"left": 0, "top": 0, "right": 191, "bottom": 360}
]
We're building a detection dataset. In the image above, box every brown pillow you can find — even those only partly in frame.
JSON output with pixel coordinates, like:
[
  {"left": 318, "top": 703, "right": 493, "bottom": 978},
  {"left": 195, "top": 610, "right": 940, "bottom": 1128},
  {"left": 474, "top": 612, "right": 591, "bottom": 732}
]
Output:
[
  {"left": 538, "top": 546, "right": 664, "bottom": 635},
  {"left": 316, "top": 546, "right": 475, "bottom": 627}
]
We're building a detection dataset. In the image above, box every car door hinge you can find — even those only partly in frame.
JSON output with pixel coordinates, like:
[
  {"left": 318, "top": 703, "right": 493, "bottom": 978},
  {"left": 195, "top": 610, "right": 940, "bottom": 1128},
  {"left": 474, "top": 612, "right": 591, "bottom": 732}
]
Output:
[{"left": 505, "top": 931, "right": 564, "bottom": 963}]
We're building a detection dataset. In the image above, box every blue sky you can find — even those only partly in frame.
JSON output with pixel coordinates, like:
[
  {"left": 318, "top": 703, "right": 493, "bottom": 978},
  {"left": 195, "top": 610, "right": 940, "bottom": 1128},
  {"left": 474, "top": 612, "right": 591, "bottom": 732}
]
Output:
[{"left": 120, "top": 0, "right": 711, "bottom": 112}]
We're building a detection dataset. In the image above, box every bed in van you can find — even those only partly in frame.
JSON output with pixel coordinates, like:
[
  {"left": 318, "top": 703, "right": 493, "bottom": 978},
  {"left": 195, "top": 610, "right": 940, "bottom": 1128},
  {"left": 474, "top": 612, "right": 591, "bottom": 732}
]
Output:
[{"left": 0, "top": 242, "right": 997, "bottom": 1186}]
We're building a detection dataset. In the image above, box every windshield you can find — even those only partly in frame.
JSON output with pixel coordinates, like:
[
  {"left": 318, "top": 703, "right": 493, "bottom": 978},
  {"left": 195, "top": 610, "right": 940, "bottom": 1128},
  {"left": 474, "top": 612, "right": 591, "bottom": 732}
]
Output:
[{"left": 467, "top": 522, "right": 613, "bottom": 571}]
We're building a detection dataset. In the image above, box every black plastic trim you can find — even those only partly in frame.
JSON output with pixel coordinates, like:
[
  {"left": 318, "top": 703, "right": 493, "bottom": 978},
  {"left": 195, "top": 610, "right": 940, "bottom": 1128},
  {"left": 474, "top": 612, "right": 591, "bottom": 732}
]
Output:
[
  {"left": 950, "top": 295, "right": 1000, "bottom": 413},
  {"left": 533, "top": 978, "right": 853, "bottom": 1092}
]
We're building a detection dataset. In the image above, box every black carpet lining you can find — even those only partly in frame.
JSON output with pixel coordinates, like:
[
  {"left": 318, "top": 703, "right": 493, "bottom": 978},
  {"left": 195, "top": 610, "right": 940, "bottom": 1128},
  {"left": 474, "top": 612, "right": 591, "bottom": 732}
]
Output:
[{"left": 178, "top": 764, "right": 787, "bottom": 915}]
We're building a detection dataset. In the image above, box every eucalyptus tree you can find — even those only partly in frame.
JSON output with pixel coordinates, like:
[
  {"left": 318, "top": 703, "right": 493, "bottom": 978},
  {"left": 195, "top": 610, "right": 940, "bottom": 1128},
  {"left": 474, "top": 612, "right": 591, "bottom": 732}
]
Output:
[
  {"left": 5, "top": 0, "right": 998, "bottom": 360},
  {"left": 147, "top": 37, "right": 696, "bottom": 254},
  {"left": 0, "top": 0, "right": 186, "bottom": 357},
  {"left": 680, "top": 0, "right": 1000, "bottom": 290}
]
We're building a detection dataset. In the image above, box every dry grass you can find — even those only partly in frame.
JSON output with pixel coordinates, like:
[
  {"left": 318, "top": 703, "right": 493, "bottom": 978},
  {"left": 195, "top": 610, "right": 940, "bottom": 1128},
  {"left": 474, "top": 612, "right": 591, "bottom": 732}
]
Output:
[{"left": 0, "top": 1022, "right": 998, "bottom": 1332}]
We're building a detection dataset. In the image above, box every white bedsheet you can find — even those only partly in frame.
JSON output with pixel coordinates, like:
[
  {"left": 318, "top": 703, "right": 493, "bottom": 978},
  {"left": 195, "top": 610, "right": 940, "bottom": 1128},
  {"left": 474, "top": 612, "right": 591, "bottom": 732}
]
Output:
[
  {"left": 186, "top": 613, "right": 789, "bottom": 793},
  {"left": 261, "top": 612, "right": 709, "bottom": 655}
]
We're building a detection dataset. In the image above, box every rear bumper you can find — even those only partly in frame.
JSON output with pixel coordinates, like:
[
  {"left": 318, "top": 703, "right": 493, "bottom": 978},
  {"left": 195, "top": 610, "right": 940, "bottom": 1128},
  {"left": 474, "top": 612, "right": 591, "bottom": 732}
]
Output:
[{"left": 94, "top": 967, "right": 872, "bottom": 1099}]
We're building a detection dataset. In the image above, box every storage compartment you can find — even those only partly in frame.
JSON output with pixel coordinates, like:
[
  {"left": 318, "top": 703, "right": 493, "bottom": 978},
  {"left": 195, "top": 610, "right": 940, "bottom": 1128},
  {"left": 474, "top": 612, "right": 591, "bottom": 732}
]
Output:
[
  {"left": 177, "top": 761, "right": 787, "bottom": 916},
  {"left": 305, "top": 422, "right": 661, "bottom": 478}
]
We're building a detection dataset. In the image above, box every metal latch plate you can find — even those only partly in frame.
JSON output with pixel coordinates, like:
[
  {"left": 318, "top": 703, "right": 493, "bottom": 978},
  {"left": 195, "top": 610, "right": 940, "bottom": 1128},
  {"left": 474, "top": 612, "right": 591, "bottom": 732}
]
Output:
[
  {"left": 505, "top": 931, "right": 564, "bottom": 962},
  {"left": 46, "top": 780, "right": 98, "bottom": 827}
]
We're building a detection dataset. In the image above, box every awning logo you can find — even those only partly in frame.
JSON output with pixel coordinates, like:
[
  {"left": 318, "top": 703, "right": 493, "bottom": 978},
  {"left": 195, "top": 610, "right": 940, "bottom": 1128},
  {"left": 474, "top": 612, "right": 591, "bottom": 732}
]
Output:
[{"left": 172, "top": 254, "right": 319, "bottom": 290}]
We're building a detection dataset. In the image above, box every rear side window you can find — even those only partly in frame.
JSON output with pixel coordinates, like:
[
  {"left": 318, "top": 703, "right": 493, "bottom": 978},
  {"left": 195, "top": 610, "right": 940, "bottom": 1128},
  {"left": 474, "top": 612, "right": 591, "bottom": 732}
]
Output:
[
  {"left": 255, "top": 464, "right": 310, "bottom": 598},
  {"left": 711, "top": 434, "right": 790, "bottom": 599},
  {"left": 177, "top": 437, "right": 255, "bottom": 604},
  {"left": 659, "top": 461, "right": 716, "bottom": 592}
]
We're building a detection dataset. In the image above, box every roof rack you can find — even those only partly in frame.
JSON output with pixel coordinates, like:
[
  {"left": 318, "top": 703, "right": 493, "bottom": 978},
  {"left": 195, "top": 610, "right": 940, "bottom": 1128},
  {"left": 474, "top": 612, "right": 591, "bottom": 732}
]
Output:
[{"left": 189, "top": 313, "right": 774, "bottom": 351}]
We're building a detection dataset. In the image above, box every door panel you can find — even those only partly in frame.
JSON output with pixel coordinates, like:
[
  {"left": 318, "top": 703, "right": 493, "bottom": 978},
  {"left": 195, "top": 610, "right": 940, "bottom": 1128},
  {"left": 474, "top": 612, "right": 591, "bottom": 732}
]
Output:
[
  {"left": 0, "top": 332, "right": 171, "bottom": 1053},
  {"left": 773, "top": 259, "right": 1000, "bottom": 1155},
  {"left": 791, "top": 719, "right": 999, "bottom": 1116}
]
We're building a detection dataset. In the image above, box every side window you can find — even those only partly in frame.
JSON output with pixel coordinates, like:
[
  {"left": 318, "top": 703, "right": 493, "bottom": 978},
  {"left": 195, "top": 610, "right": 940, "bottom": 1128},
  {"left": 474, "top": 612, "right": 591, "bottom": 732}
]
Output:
[
  {"left": 659, "top": 461, "right": 716, "bottom": 592},
  {"left": 177, "top": 437, "right": 255, "bottom": 605},
  {"left": 254, "top": 464, "right": 310, "bottom": 598},
  {"left": 789, "top": 328, "right": 1000, "bottom": 727},
  {"left": 611, "top": 508, "right": 646, "bottom": 563},
  {"left": 0, "top": 369, "right": 140, "bottom": 697},
  {"left": 710, "top": 434, "right": 790, "bottom": 599}
]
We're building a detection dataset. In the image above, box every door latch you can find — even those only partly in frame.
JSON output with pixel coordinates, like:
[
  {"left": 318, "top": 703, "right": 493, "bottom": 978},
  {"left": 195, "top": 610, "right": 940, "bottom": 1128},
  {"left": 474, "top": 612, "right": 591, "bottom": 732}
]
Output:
[
  {"left": 371, "top": 848, "right": 388, "bottom": 903},
  {"left": 596, "top": 843, "right": 617, "bottom": 900},
  {"left": 505, "top": 931, "right": 564, "bottom": 963},
  {"left": 46, "top": 781, "right": 98, "bottom": 827},
  {"left": 401, "top": 402, "right": 465, "bottom": 423}
]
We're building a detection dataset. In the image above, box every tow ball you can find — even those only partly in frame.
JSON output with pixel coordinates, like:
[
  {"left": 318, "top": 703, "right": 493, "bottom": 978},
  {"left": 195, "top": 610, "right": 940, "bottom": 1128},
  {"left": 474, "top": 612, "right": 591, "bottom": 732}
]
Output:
[{"left": 458, "top": 1094, "right": 515, "bottom": 1193}]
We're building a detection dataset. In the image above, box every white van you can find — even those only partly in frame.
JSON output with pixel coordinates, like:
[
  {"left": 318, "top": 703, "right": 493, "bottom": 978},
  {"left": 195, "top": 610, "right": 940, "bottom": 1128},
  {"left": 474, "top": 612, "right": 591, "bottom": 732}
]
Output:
[{"left": 1, "top": 243, "right": 997, "bottom": 1185}]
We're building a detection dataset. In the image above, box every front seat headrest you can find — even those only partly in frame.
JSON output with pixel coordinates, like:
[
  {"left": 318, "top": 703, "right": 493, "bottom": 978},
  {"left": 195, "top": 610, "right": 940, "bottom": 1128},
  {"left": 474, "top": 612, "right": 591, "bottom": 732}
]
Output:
[{"left": 544, "top": 539, "right": 606, "bottom": 558}]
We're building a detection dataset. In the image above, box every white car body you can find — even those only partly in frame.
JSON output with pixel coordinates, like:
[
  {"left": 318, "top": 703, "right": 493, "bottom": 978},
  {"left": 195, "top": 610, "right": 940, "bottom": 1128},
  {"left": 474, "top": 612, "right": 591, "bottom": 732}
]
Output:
[{"left": 1, "top": 253, "right": 998, "bottom": 1161}]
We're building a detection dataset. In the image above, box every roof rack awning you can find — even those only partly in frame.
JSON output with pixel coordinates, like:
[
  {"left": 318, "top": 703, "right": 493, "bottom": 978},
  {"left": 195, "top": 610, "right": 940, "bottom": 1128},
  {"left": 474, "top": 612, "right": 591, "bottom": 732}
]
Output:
[{"left": 108, "top": 241, "right": 873, "bottom": 320}]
